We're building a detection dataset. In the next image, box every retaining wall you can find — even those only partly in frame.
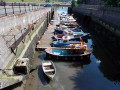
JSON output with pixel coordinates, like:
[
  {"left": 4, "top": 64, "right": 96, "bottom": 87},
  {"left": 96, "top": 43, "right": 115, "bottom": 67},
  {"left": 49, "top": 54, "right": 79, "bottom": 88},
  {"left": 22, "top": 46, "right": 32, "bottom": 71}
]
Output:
[
  {"left": 73, "top": 5, "right": 120, "bottom": 29},
  {"left": 73, "top": 12, "right": 120, "bottom": 66},
  {"left": 0, "top": 7, "right": 53, "bottom": 68}
]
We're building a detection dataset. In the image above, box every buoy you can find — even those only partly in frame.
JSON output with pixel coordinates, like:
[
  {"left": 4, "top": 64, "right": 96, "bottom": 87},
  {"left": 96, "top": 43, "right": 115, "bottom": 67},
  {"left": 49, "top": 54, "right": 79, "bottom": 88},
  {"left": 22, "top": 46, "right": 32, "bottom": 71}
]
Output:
[
  {"left": 73, "top": 57, "right": 75, "bottom": 60},
  {"left": 65, "top": 57, "right": 67, "bottom": 60},
  {"left": 41, "top": 34, "right": 42, "bottom": 38},
  {"left": 81, "top": 57, "right": 83, "bottom": 60},
  {"left": 87, "top": 55, "right": 89, "bottom": 58},
  {"left": 49, "top": 56, "right": 51, "bottom": 59},
  {"left": 56, "top": 57, "right": 59, "bottom": 60},
  {"left": 65, "top": 36, "right": 67, "bottom": 38},
  {"left": 29, "top": 24, "right": 31, "bottom": 28}
]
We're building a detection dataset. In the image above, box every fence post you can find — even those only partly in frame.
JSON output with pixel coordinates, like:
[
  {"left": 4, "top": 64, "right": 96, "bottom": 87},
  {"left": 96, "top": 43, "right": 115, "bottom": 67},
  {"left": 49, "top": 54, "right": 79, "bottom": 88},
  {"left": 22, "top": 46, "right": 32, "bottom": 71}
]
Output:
[
  {"left": 19, "top": 3, "right": 21, "bottom": 13},
  {"left": 12, "top": 3, "right": 14, "bottom": 14},
  {"left": 4, "top": 3, "right": 7, "bottom": 16},
  {"left": 31, "top": 4, "right": 33, "bottom": 10},
  {"left": 29, "top": 4, "right": 30, "bottom": 11},
  {"left": 24, "top": 3, "right": 26, "bottom": 12},
  {"left": 33, "top": 4, "right": 35, "bottom": 10}
]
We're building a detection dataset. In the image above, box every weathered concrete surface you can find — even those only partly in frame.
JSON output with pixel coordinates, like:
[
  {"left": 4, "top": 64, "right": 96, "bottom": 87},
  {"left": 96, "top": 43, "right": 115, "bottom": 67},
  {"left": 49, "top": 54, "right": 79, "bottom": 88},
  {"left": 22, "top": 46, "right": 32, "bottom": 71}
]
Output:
[
  {"left": 0, "top": 7, "right": 51, "bottom": 68},
  {"left": 0, "top": 7, "right": 54, "bottom": 89},
  {"left": 73, "top": 4, "right": 120, "bottom": 29}
]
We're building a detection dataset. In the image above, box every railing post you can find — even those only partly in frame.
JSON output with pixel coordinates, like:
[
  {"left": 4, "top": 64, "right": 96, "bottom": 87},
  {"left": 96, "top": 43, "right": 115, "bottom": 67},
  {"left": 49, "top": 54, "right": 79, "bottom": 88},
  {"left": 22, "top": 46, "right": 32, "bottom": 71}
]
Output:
[
  {"left": 12, "top": 3, "right": 14, "bottom": 14},
  {"left": 32, "top": 4, "right": 33, "bottom": 10},
  {"left": 24, "top": 3, "right": 26, "bottom": 12},
  {"left": 19, "top": 3, "right": 21, "bottom": 13},
  {"left": 4, "top": 3, "right": 7, "bottom": 16},
  {"left": 29, "top": 4, "right": 30, "bottom": 11},
  {"left": 33, "top": 4, "right": 35, "bottom": 10}
]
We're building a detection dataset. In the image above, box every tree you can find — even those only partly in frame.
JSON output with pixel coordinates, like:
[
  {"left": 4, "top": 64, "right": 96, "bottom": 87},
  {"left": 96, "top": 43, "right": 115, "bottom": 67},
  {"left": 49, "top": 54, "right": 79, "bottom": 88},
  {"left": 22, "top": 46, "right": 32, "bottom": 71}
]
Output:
[
  {"left": 71, "top": 0, "right": 76, "bottom": 8},
  {"left": 102, "top": 0, "right": 120, "bottom": 6},
  {"left": 77, "top": 0, "right": 88, "bottom": 4}
]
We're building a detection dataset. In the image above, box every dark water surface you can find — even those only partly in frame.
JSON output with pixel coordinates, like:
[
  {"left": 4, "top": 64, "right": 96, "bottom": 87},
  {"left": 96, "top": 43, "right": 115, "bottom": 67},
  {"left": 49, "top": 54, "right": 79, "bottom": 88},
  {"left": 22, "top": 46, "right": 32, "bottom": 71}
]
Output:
[{"left": 37, "top": 7, "right": 120, "bottom": 90}]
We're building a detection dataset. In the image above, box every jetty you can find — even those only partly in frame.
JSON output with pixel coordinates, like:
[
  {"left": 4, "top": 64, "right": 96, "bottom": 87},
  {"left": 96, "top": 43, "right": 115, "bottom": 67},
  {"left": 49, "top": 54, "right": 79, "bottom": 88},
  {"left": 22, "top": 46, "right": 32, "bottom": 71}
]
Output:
[{"left": 36, "top": 8, "right": 60, "bottom": 50}]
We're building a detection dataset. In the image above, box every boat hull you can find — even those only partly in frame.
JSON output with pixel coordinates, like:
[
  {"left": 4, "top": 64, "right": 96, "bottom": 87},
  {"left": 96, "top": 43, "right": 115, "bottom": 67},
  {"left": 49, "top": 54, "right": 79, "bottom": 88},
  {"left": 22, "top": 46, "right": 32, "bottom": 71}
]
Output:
[
  {"left": 45, "top": 48, "right": 92, "bottom": 61},
  {"left": 42, "top": 61, "right": 56, "bottom": 80}
]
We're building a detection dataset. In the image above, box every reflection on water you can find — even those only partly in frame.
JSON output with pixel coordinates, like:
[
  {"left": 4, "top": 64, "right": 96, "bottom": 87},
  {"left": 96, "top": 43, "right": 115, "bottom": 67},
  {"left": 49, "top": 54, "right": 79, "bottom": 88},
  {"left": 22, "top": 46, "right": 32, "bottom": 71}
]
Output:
[
  {"left": 57, "top": 7, "right": 68, "bottom": 14},
  {"left": 37, "top": 7, "right": 120, "bottom": 90}
]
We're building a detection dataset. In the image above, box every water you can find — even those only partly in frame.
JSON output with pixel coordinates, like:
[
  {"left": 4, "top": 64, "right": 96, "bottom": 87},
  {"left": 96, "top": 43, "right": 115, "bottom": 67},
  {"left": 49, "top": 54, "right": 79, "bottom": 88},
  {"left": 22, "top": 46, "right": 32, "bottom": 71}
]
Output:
[{"left": 37, "top": 7, "right": 120, "bottom": 90}]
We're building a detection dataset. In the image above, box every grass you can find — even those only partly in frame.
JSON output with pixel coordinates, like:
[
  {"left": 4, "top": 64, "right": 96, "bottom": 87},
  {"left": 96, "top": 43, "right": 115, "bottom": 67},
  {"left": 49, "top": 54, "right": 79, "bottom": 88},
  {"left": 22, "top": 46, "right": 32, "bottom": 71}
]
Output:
[
  {"left": 4, "top": 0, "right": 45, "bottom": 3},
  {"left": 3, "top": 0, "right": 70, "bottom": 4}
]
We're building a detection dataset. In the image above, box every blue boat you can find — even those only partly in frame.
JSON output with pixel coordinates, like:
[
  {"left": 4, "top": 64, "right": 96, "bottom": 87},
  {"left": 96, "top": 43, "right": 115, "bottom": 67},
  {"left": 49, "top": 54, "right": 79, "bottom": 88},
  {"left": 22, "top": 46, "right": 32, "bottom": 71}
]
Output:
[
  {"left": 52, "top": 33, "right": 91, "bottom": 46},
  {"left": 45, "top": 43, "right": 93, "bottom": 61},
  {"left": 53, "top": 29, "right": 90, "bottom": 39},
  {"left": 54, "top": 25, "right": 81, "bottom": 35},
  {"left": 51, "top": 39, "right": 80, "bottom": 47}
]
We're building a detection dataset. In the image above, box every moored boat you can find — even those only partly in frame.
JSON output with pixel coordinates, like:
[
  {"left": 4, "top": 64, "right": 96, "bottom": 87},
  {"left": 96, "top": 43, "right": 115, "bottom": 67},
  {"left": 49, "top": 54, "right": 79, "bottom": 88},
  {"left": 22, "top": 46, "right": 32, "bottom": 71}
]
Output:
[
  {"left": 51, "top": 36, "right": 90, "bottom": 47},
  {"left": 42, "top": 61, "right": 56, "bottom": 80},
  {"left": 45, "top": 44, "right": 92, "bottom": 61}
]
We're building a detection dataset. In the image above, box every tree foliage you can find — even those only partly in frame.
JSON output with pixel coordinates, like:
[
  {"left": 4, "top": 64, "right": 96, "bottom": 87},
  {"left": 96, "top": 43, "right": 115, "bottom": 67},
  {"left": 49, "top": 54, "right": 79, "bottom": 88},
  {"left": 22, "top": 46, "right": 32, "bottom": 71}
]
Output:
[
  {"left": 102, "top": 0, "right": 120, "bottom": 6},
  {"left": 77, "top": 0, "right": 88, "bottom": 4},
  {"left": 71, "top": 0, "right": 76, "bottom": 8}
]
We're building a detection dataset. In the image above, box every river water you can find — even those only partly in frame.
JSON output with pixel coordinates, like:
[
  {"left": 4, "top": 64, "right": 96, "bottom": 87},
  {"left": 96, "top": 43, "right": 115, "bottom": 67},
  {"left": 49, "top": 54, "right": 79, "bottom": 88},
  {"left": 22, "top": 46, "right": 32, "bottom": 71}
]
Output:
[{"left": 36, "top": 7, "right": 120, "bottom": 90}]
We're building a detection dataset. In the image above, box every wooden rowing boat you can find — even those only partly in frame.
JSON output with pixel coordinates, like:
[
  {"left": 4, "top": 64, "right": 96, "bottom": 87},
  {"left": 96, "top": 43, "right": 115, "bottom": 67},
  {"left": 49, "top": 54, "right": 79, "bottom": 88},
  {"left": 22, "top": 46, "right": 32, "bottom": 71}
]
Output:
[{"left": 42, "top": 61, "right": 56, "bottom": 80}]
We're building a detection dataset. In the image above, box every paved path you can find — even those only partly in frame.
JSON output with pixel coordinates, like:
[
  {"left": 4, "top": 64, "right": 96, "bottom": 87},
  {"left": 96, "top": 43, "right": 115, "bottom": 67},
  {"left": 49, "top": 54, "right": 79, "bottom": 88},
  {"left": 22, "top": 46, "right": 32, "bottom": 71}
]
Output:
[{"left": 36, "top": 7, "right": 60, "bottom": 49}]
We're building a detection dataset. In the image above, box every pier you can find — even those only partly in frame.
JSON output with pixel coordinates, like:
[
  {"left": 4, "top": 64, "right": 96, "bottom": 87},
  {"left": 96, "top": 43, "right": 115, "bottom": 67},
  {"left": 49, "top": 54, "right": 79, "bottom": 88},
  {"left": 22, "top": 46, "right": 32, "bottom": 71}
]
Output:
[{"left": 36, "top": 8, "right": 60, "bottom": 50}]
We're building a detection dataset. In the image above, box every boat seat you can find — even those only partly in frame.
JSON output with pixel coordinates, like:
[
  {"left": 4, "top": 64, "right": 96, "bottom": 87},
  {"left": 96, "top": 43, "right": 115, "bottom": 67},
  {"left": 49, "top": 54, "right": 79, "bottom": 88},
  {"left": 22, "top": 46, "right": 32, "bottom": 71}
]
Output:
[
  {"left": 43, "top": 62, "right": 52, "bottom": 66},
  {"left": 44, "top": 69, "right": 54, "bottom": 72}
]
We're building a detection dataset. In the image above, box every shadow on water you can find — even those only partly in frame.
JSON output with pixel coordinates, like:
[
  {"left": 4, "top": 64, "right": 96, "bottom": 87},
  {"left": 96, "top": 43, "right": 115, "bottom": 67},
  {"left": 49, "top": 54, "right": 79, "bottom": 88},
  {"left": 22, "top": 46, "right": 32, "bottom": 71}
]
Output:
[
  {"left": 92, "top": 37, "right": 120, "bottom": 82},
  {"left": 38, "top": 52, "right": 55, "bottom": 86},
  {"left": 38, "top": 52, "right": 46, "bottom": 60},
  {"left": 69, "top": 13, "right": 120, "bottom": 90},
  {"left": 38, "top": 65, "right": 50, "bottom": 85}
]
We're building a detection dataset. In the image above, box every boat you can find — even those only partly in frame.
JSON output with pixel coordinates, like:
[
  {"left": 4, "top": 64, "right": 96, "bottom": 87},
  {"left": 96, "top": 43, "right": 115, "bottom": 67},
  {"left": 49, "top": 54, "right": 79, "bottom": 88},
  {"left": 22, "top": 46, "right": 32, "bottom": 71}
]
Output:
[
  {"left": 60, "top": 15, "right": 76, "bottom": 22},
  {"left": 42, "top": 61, "right": 56, "bottom": 80},
  {"left": 52, "top": 30, "right": 90, "bottom": 41},
  {"left": 61, "top": 21, "right": 78, "bottom": 27},
  {"left": 51, "top": 35, "right": 90, "bottom": 47},
  {"left": 45, "top": 42, "right": 93, "bottom": 61},
  {"left": 53, "top": 25, "right": 81, "bottom": 35},
  {"left": 53, "top": 29, "right": 83, "bottom": 39},
  {"left": 54, "top": 26, "right": 68, "bottom": 34}
]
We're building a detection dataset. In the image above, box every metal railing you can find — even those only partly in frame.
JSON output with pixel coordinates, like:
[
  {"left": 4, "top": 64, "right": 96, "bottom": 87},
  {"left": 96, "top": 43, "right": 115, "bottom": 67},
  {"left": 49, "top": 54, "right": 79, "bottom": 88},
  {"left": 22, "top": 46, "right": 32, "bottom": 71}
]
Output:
[{"left": 0, "top": 3, "right": 42, "bottom": 17}]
